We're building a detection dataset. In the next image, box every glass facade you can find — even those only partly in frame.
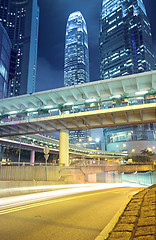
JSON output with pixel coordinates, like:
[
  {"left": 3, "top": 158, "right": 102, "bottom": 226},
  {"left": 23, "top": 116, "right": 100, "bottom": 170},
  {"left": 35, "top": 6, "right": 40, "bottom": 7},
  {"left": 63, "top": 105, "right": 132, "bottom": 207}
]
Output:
[
  {"left": 64, "top": 11, "right": 90, "bottom": 144},
  {"left": 0, "top": 0, "right": 39, "bottom": 96},
  {"left": 100, "top": 0, "right": 155, "bottom": 80},
  {"left": 100, "top": 0, "right": 156, "bottom": 153},
  {"left": 0, "top": 22, "right": 11, "bottom": 99},
  {"left": 64, "top": 11, "right": 89, "bottom": 86},
  {"left": 104, "top": 125, "right": 156, "bottom": 144}
]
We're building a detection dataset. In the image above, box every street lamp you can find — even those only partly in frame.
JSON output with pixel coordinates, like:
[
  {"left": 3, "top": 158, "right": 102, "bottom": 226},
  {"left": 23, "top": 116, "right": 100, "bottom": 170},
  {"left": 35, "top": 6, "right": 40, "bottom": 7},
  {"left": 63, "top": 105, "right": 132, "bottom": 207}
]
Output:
[{"left": 147, "top": 147, "right": 152, "bottom": 152}]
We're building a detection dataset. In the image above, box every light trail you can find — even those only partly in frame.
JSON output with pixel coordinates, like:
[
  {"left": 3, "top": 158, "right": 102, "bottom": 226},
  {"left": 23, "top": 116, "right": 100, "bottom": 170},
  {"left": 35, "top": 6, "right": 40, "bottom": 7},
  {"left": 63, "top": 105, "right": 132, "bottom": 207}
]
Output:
[
  {"left": 0, "top": 189, "right": 129, "bottom": 216},
  {"left": 0, "top": 182, "right": 144, "bottom": 212}
]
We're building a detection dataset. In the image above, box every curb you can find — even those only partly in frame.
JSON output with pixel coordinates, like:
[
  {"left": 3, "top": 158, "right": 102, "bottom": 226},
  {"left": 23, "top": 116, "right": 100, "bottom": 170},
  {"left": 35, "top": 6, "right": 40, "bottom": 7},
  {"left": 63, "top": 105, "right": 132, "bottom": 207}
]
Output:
[{"left": 94, "top": 190, "right": 143, "bottom": 240}]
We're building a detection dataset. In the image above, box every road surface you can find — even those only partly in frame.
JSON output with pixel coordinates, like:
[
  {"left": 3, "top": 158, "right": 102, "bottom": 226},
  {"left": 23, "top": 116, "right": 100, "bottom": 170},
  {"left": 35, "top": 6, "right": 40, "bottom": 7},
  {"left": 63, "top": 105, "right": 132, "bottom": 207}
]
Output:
[{"left": 0, "top": 186, "right": 142, "bottom": 240}]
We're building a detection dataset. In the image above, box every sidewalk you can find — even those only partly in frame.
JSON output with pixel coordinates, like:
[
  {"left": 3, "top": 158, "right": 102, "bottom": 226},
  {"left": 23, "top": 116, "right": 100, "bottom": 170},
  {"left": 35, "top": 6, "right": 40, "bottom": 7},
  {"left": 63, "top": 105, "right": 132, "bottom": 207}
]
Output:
[{"left": 96, "top": 184, "right": 156, "bottom": 240}]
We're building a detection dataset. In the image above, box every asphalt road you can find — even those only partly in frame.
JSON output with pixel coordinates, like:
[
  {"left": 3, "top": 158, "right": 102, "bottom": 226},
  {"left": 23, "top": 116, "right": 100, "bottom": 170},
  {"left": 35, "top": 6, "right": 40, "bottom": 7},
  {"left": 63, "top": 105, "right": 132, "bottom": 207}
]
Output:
[{"left": 0, "top": 187, "right": 141, "bottom": 240}]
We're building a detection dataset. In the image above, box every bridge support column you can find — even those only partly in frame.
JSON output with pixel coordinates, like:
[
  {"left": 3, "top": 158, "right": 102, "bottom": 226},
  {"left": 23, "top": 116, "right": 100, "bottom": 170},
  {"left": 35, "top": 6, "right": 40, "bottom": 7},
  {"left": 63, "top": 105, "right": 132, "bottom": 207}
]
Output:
[
  {"left": 59, "top": 129, "right": 69, "bottom": 166},
  {"left": 30, "top": 150, "right": 35, "bottom": 165}
]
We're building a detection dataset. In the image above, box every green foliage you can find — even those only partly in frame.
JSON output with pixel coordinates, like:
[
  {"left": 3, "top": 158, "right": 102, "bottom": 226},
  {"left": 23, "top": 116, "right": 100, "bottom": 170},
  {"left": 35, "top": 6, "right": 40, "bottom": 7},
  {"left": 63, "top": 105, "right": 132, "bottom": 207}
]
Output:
[
  {"left": 57, "top": 104, "right": 64, "bottom": 112},
  {"left": 37, "top": 108, "right": 49, "bottom": 115},
  {"left": 114, "top": 98, "right": 123, "bottom": 106},
  {"left": 125, "top": 155, "right": 152, "bottom": 164},
  {"left": 57, "top": 104, "right": 72, "bottom": 112},
  {"left": 144, "top": 89, "right": 156, "bottom": 96},
  {"left": 140, "top": 149, "right": 153, "bottom": 157},
  {"left": 112, "top": 93, "right": 128, "bottom": 106}
]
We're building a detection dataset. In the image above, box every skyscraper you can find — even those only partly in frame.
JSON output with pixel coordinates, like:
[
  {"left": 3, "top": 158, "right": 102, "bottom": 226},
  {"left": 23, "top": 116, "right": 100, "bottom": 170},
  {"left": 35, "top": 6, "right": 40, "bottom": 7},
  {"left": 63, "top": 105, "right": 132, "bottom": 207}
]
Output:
[
  {"left": 0, "top": 0, "right": 39, "bottom": 96},
  {"left": 64, "top": 11, "right": 89, "bottom": 86},
  {"left": 99, "top": 0, "right": 156, "bottom": 153},
  {"left": 100, "top": 0, "right": 155, "bottom": 80},
  {"left": 64, "top": 11, "right": 90, "bottom": 144},
  {"left": 0, "top": 22, "right": 11, "bottom": 99}
]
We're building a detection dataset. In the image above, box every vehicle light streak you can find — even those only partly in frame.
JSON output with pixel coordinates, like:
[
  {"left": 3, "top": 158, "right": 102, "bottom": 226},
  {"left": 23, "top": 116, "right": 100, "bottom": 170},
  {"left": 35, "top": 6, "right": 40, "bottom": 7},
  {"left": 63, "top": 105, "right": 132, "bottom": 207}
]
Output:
[
  {"left": 0, "top": 183, "right": 144, "bottom": 213},
  {"left": 0, "top": 190, "right": 121, "bottom": 215}
]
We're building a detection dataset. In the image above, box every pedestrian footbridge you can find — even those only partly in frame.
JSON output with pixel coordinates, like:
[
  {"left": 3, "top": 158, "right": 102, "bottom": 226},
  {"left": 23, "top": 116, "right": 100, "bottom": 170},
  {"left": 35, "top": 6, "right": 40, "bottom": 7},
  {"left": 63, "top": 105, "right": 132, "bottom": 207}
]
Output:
[{"left": 0, "top": 71, "right": 155, "bottom": 165}]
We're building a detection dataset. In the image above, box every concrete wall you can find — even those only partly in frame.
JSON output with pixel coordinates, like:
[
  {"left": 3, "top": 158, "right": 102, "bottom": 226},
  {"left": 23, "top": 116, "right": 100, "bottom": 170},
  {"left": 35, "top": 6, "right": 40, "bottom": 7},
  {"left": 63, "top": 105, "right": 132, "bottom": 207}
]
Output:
[
  {"left": 0, "top": 165, "right": 155, "bottom": 182},
  {"left": 0, "top": 164, "right": 155, "bottom": 190},
  {"left": 0, "top": 166, "right": 86, "bottom": 183}
]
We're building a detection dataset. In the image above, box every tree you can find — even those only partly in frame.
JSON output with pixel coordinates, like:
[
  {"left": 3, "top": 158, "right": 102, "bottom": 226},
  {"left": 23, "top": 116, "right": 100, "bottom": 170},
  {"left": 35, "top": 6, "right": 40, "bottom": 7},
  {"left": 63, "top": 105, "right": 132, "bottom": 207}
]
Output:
[{"left": 140, "top": 148, "right": 153, "bottom": 157}]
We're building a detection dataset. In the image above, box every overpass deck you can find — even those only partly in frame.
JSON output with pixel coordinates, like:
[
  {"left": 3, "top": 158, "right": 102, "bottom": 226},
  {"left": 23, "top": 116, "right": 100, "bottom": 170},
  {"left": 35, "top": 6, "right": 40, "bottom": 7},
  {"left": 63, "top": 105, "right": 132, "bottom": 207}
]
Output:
[
  {"left": 0, "top": 135, "right": 126, "bottom": 159},
  {"left": 0, "top": 102, "right": 155, "bottom": 137}
]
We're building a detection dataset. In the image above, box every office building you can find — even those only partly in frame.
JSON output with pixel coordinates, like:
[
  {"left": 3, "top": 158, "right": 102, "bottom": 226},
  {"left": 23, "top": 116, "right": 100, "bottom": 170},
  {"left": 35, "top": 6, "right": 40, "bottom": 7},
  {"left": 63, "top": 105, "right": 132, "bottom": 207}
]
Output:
[
  {"left": 64, "top": 11, "right": 90, "bottom": 144},
  {"left": 0, "top": 22, "right": 11, "bottom": 99},
  {"left": 100, "top": 0, "right": 156, "bottom": 154},
  {"left": 100, "top": 0, "right": 155, "bottom": 79},
  {"left": 0, "top": 0, "right": 39, "bottom": 96}
]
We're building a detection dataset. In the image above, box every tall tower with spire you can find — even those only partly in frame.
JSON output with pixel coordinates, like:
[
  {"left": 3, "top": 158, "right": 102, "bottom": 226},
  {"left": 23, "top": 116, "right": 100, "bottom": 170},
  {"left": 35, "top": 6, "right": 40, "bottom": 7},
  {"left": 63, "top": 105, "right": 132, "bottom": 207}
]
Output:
[
  {"left": 64, "top": 11, "right": 89, "bottom": 86},
  {"left": 64, "top": 11, "right": 90, "bottom": 144}
]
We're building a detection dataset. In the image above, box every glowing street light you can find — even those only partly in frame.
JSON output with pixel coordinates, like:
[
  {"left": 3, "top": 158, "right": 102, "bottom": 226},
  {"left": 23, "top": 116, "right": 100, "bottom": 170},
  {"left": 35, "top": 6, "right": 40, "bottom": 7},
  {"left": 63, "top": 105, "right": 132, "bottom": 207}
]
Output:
[
  {"left": 147, "top": 147, "right": 152, "bottom": 152},
  {"left": 88, "top": 137, "right": 92, "bottom": 142}
]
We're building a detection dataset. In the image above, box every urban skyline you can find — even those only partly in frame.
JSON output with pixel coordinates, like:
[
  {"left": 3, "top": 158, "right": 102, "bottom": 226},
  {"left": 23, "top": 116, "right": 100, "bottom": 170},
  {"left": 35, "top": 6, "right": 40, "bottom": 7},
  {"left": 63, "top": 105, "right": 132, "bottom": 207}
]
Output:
[{"left": 36, "top": 0, "right": 156, "bottom": 92}]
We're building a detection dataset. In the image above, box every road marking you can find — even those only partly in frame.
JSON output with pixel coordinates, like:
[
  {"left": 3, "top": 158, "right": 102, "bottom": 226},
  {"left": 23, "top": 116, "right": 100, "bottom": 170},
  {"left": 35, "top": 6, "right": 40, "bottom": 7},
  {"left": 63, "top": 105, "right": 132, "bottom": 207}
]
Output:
[{"left": 0, "top": 189, "right": 121, "bottom": 215}]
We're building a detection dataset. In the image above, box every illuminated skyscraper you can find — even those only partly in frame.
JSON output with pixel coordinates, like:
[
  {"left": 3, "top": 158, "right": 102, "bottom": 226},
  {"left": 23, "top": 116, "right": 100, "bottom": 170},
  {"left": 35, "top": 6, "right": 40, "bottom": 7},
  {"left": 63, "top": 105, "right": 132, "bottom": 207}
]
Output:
[
  {"left": 64, "top": 11, "right": 90, "bottom": 144},
  {"left": 100, "top": 0, "right": 156, "bottom": 153},
  {"left": 0, "top": 22, "right": 11, "bottom": 99},
  {"left": 0, "top": 0, "right": 39, "bottom": 96},
  {"left": 100, "top": 0, "right": 155, "bottom": 79},
  {"left": 64, "top": 11, "right": 89, "bottom": 86}
]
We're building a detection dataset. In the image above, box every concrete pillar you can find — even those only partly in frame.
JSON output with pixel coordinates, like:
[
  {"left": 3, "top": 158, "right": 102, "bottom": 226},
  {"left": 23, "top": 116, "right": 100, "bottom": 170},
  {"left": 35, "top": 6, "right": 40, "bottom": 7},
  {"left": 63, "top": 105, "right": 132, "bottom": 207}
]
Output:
[
  {"left": 59, "top": 129, "right": 69, "bottom": 166},
  {"left": 30, "top": 150, "right": 35, "bottom": 165}
]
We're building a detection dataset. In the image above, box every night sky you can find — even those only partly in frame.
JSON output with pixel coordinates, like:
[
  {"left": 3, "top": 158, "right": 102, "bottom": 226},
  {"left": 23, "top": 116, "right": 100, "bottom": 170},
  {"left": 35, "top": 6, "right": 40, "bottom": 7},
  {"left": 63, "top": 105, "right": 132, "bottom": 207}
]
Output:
[{"left": 36, "top": 0, "right": 156, "bottom": 92}]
